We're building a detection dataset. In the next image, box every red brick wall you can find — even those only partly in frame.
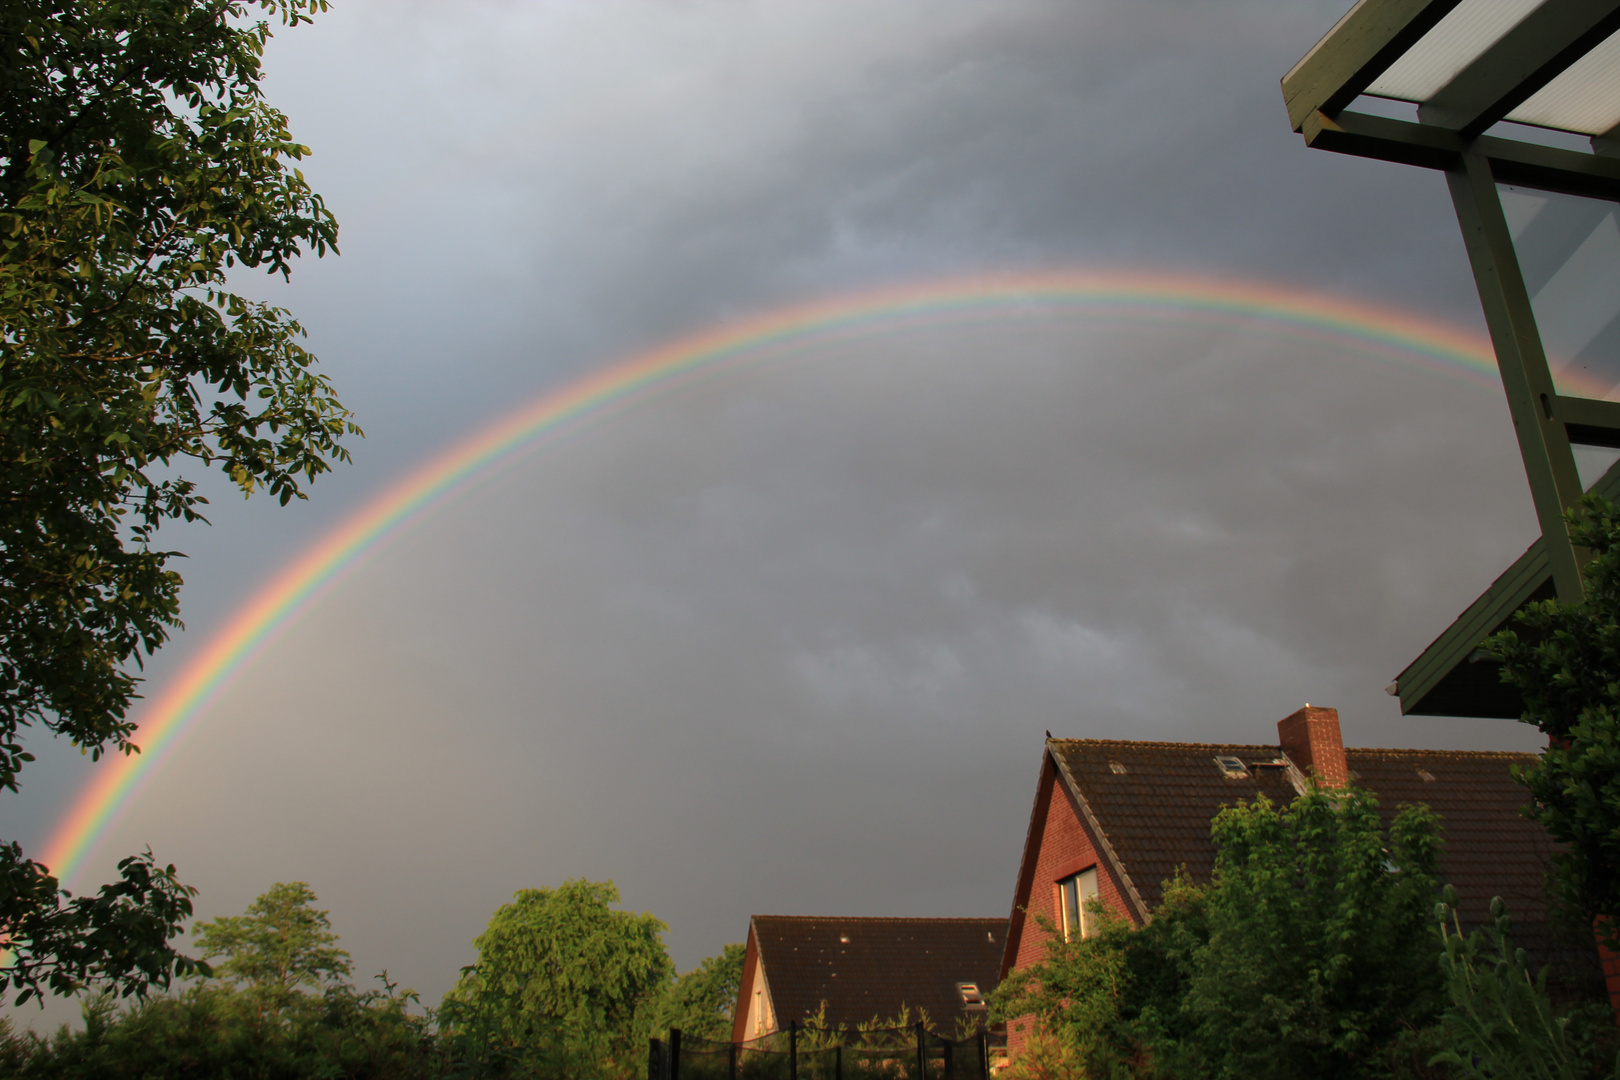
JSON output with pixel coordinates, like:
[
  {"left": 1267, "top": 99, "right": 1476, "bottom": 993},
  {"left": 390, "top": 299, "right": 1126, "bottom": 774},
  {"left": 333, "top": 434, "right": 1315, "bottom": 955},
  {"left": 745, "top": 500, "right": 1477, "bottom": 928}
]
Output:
[{"left": 1006, "top": 757, "right": 1141, "bottom": 1057}]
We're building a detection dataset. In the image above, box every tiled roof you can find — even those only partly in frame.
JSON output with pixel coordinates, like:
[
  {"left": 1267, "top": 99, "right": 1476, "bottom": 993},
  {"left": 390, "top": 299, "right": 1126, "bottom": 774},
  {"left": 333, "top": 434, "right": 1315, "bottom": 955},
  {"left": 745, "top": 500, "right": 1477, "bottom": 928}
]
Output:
[
  {"left": 752, "top": 915, "right": 1006, "bottom": 1030},
  {"left": 1048, "top": 739, "right": 1599, "bottom": 990},
  {"left": 1050, "top": 740, "right": 1300, "bottom": 913}
]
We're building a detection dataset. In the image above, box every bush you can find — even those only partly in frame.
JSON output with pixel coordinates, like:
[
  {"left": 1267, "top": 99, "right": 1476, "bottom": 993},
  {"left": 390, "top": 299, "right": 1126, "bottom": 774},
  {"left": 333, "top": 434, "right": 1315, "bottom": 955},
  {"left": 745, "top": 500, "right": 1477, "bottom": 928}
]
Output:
[
  {"left": 1432, "top": 888, "right": 1619, "bottom": 1080},
  {"left": 3, "top": 976, "right": 440, "bottom": 1079}
]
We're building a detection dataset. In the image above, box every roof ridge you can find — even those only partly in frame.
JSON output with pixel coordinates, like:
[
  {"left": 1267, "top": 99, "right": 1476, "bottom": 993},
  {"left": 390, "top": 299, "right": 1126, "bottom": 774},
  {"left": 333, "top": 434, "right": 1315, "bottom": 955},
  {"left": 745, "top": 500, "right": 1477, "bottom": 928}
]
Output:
[
  {"left": 1050, "top": 739, "right": 1279, "bottom": 751},
  {"left": 1347, "top": 746, "right": 1539, "bottom": 758},
  {"left": 750, "top": 915, "right": 1005, "bottom": 922},
  {"left": 1052, "top": 738, "right": 1540, "bottom": 758}
]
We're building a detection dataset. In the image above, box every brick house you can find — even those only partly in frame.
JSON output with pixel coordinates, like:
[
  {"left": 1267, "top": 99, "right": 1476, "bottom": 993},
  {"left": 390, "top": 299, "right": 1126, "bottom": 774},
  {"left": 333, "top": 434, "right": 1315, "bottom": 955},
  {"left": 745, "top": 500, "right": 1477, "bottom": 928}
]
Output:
[
  {"left": 999, "top": 705, "right": 1605, "bottom": 1055},
  {"left": 732, "top": 915, "right": 1007, "bottom": 1042}
]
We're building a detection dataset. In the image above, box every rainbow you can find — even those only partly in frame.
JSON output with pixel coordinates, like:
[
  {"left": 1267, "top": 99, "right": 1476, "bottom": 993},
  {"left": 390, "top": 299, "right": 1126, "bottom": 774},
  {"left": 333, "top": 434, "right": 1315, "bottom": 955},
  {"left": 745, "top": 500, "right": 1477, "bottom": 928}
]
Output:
[{"left": 37, "top": 270, "right": 1502, "bottom": 890}]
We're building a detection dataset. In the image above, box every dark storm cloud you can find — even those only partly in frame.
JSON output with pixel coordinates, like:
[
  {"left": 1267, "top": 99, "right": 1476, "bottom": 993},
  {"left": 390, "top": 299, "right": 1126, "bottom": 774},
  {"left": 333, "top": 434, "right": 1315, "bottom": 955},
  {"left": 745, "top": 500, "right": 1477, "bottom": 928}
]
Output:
[
  {"left": 5, "top": 0, "right": 1553, "bottom": 1029},
  {"left": 239, "top": 0, "right": 1481, "bottom": 425}
]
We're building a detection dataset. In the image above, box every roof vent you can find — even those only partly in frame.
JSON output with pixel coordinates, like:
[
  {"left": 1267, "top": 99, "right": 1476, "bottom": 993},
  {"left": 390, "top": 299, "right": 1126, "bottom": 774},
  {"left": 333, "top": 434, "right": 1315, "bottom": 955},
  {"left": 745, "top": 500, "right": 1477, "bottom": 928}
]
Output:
[
  {"left": 958, "top": 982, "right": 986, "bottom": 1010},
  {"left": 839, "top": 934, "right": 850, "bottom": 943},
  {"left": 1214, "top": 755, "right": 1249, "bottom": 778},
  {"left": 1108, "top": 761, "right": 1127, "bottom": 775}
]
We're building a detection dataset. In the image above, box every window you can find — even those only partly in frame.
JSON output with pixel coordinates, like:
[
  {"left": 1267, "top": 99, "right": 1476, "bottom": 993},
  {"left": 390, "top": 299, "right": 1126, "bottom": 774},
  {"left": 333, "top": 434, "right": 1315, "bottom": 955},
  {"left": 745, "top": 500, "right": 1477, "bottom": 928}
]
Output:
[
  {"left": 958, "top": 982, "right": 986, "bottom": 1010},
  {"left": 1214, "top": 755, "right": 1248, "bottom": 778},
  {"left": 1057, "top": 867, "right": 1099, "bottom": 941}
]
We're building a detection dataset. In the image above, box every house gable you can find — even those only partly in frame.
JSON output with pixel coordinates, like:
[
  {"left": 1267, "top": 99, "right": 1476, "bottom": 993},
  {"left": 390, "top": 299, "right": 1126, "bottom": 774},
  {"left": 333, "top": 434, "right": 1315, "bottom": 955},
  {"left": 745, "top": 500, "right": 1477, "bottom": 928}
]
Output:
[
  {"left": 732, "top": 920, "right": 776, "bottom": 1043},
  {"left": 999, "top": 744, "right": 1148, "bottom": 984}
]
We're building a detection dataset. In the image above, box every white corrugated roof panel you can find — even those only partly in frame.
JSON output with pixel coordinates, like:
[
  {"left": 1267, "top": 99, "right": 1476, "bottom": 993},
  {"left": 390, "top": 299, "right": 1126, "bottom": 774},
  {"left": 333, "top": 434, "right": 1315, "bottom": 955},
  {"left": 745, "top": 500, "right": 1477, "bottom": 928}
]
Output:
[
  {"left": 1364, "top": 0, "right": 1545, "bottom": 102},
  {"left": 1506, "top": 27, "right": 1620, "bottom": 134}
]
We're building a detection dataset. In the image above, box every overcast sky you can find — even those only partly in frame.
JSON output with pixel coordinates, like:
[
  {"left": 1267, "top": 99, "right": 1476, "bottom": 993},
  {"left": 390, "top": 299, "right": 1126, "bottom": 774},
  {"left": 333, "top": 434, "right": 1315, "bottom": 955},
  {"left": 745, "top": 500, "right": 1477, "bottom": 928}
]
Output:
[{"left": 6, "top": 0, "right": 1568, "bottom": 1027}]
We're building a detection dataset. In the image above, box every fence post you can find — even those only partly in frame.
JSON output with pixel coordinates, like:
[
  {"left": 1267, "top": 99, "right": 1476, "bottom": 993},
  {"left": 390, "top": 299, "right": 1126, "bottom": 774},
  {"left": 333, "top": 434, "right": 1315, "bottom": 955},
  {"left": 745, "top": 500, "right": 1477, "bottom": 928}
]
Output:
[
  {"left": 943, "top": 1038, "right": 953, "bottom": 1080},
  {"left": 671, "top": 1029, "right": 683, "bottom": 1080},
  {"left": 835, "top": 1042, "right": 843, "bottom": 1080},
  {"left": 789, "top": 1019, "right": 799, "bottom": 1080},
  {"left": 915, "top": 1021, "right": 925, "bottom": 1080},
  {"left": 977, "top": 1031, "right": 988, "bottom": 1080},
  {"left": 649, "top": 1038, "right": 664, "bottom": 1080},
  {"left": 730, "top": 1039, "right": 738, "bottom": 1080}
]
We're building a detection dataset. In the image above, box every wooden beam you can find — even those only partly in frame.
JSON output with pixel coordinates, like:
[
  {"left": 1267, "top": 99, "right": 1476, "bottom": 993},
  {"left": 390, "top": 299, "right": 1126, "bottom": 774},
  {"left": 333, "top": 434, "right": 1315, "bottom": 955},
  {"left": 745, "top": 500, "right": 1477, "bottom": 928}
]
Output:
[
  {"left": 1301, "top": 109, "right": 1620, "bottom": 202},
  {"left": 1394, "top": 537, "right": 1547, "bottom": 717},
  {"left": 1448, "top": 152, "right": 1588, "bottom": 601},
  {"left": 1553, "top": 393, "right": 1620, "bottom": 448},
  {"left": 1282, "top": 0, "right": 1465, "bottom": 132}
]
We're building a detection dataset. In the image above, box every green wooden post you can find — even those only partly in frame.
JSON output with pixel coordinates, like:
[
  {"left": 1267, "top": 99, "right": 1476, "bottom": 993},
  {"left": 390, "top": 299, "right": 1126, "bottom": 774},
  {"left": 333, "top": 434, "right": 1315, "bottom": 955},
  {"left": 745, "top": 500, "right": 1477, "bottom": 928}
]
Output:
[{"left": 1447, "top": 150, "right": 1588, "bottom": 600}]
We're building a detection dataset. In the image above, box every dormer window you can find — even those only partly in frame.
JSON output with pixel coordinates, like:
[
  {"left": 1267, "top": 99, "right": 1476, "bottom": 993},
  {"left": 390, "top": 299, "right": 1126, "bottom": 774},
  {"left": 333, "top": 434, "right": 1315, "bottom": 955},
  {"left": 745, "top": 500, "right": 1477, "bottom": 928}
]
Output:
[{"left": 1214, "top": 755, "right": 1249, "bottom": 778}]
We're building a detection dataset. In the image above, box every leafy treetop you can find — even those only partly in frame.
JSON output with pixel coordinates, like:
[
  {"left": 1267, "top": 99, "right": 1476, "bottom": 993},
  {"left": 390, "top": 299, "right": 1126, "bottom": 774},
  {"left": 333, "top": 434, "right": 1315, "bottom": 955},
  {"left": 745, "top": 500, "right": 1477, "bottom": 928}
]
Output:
[
  {"left": 193, "top": 880, "right": 351, "bottom": 1001},
  {"left": 442, "top": 879, "right": 674, "bottom": 1079}
]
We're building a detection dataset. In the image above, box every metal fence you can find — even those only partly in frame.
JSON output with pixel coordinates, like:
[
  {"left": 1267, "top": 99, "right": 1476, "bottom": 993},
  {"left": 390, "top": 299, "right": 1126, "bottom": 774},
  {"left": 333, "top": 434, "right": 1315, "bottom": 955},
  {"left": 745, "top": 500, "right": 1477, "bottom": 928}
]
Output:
[{"left": 649, "top": 1022, "right": 995, "bottom": 1080}]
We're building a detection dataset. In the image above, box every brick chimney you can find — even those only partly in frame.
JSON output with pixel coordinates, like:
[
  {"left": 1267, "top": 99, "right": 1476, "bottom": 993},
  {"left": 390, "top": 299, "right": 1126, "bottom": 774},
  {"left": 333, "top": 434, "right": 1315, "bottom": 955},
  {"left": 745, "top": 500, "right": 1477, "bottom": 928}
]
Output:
[{"left": 1277, "top": 705, "right": 1348, "bottom": 789}]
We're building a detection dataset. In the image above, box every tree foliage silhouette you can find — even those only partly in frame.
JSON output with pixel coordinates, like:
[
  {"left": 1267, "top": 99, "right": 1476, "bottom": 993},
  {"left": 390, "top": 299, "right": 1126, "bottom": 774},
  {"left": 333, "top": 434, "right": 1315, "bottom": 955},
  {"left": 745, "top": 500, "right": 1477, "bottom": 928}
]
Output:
[{"left": 0, "top": 0, "right": 353, "bottom": 1004}]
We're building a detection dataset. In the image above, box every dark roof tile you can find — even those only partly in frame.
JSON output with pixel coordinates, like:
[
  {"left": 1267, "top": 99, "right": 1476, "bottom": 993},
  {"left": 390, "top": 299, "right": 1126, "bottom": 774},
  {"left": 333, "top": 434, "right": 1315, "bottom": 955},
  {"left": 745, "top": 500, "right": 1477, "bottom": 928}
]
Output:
[{"left": 753, "top": 916, "right": 1005, "bottom": 1030}]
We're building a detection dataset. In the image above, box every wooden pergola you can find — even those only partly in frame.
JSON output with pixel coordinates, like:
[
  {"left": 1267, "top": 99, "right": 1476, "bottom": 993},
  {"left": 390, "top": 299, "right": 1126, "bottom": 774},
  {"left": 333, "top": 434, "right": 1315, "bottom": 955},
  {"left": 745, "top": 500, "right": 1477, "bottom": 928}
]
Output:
[{"left": 1284, "top": 0, "right": 1620, "bottom": 717}]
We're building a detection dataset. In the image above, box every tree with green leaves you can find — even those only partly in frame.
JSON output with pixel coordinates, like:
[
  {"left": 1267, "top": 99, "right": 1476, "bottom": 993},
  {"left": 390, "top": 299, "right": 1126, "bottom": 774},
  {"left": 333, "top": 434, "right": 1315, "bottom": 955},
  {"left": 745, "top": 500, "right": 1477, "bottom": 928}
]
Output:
[
  {"left": 1180, "top": 789, "right": 1444, "bottom": 1080},
  {"left": 992, "top": 787, "right": 1445, "bottom": 1080},
  {"left": 193, "top": 881, "right": 352, "bottom": 1004},
  {"left": 1488, "top": 494, "right": 1620, "bottom": 948},
  {"left": 992, "top": 875, "right": 1206, "bottom": 1080},
  {"left": 0, "top": 845, "right": 202, "bottom": 1007},
  {"left": 442, "top": 879, "right": 674, "bottom": 1079},
  {"left": 0, "top": 0, "right": 353, "bottom": 1005},
  {"left": 650, "top": 942, "right": 745, "bottom": 1041}
]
